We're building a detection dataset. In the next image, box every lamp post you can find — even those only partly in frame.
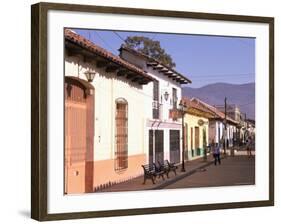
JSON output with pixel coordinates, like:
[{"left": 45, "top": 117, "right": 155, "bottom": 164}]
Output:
[
  {"left": 179, "top": 100, "right": 187, "bottom": 172},
  {"left": 224, "top": 97, "right": 227, "bottom": 155}
]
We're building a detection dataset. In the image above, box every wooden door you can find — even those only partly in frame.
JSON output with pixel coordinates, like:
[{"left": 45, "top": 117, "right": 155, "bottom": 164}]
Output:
[
  {"left": 195, "top": 127, "right": 200, "bottom": 149},
  {"left": 155, "top": 130, "right": 164, "bottom": 164},
  {"left": 169, "top": 130, "right": 180, "bottom": 164},
  {"left": 64, "top": 78, "right": 94, "bottom": 194},
  {"left": 148, "top": 130, "right": 164, "bottom": 165},
  {"left": 190, "top": 127, "right": 193, "bottom": 149},
  {"left": 149, "top": 130, "right": 154, "bottom": 165}
]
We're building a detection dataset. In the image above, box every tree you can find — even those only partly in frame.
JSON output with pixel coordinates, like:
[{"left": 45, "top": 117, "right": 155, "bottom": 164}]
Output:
[{"left": 124, "top": 36, "right": 176, "bottom": 68}]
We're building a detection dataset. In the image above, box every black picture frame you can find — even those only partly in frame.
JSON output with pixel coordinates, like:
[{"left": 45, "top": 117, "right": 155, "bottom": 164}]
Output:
[{"left": 31, "top": 2, "right": 274, "bottom": 221}]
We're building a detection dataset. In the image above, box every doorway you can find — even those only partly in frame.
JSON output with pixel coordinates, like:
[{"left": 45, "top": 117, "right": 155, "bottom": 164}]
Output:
[
  {"left": 64, "top": 77, "right": 94, "bottom": 194},
  {"left": 169, "top": 130, "right": 180, "bottom": 164},
  {"left": 149, "top": 130, "right": 164, "bottom": 165}
]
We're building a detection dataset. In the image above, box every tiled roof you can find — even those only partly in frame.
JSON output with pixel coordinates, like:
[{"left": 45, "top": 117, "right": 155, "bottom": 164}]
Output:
[
  {"left": 182, "top": 97, "right": 215, "bottom": 117},
  {"left": 119, "top": 45, "right": 192, "bottom": 84},
  {"left": 64, "top": 29, "right": 154, "bottom": 83},
  {"left": 191, "top": 98, "right": 238, "bottom": 124}
]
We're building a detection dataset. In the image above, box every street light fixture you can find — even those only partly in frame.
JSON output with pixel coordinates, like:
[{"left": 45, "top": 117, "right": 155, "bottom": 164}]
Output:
[
  {"left": 164, "top": 91, "right": 169, "bottom": 101},
  {"left": 84, "top": 69, "right": 96, "bottom": 82},
  {"left": 179, "top": 100, "right": 187, "bottom": 172}
]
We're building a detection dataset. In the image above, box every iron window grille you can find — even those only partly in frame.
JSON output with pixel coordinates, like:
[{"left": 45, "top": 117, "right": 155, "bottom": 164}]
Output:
[{"left": 115, "top": 98, "right": 128, "bottom": 171}]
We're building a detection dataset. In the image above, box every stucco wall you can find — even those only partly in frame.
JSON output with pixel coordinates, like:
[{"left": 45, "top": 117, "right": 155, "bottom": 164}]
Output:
[
  {"left": 120, "top": 49, "right": 183, "bottom": 122},
  {"left": 209, "top": 120, "right": 236, "bottom": 147},
  {"left": 65, "top": 54, "right": 151, "bottom": 161},
  {"left": 65, "top": 47, "right": 190, "bottom": 190},
  {"left": 120, "top": 49, "right": 186, "bottom": 165},
  {"left": 184, "top": 113, "right": 209, "bottom": 160}
]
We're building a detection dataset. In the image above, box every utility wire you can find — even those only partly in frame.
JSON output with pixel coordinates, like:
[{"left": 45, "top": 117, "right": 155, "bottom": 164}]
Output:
[
  {"left": 190, "top": 80, "right": 255, "bottom": 83},
  {"left": 94, "top": 31, "right": 254, "bottom": 84},
  {"left": 238, "top": 102, "right": 255, "bottom": 106},
  {"left": 94, "top": 31, "right": 116, "bottom": 53},
  {"left": 188, "top": 73, "right": 255, "bottom": 78},
  {"left": 114, "top": 31, "right": 158, "bottom": 43},
  {"left": 113, "top": 31, "right": 126, "bottom": 43},
  {"left": 214, "top": 102, "right": 255, "bottom": 108},
  {"left": 190, "top": 77, "right": 255, "bottom": 81}
]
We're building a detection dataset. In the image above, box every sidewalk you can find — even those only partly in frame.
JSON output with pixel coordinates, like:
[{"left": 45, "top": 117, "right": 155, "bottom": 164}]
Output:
[{"left": 97, "top": 154, "right": 221, "bottom": 193}]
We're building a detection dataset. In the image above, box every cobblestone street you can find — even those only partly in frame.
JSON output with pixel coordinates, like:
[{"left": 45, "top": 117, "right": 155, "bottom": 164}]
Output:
[
  {"left": 165, "top": 155, "right": 255, "bottom": 189},
  {"left": 96, "top": 151, "right": 255, "bottom": 193}
]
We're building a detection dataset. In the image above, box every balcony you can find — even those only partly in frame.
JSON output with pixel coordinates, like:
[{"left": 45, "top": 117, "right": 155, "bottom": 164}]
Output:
[{"left": 169, "top": 108, "right": 181, "bottom": 121}]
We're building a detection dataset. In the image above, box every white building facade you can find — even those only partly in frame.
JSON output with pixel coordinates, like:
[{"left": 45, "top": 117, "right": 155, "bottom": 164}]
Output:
[
  {"left": 64, "top": 30, "right": 192, "bottom": 194},
  {"left": 191, "top": 98, "right": 238, "bottom": 149},
  {"left": 120, "top": 46, "right": 191, "bottom": 166},
  {"left": 64, "top": 30, "right": 155, "bottom": 193}
]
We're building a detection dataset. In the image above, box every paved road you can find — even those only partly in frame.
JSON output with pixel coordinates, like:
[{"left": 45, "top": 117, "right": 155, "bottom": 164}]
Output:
[
  {"left": 165, "top": 155, "right": 255, "bottom": 189},
  {"left": 96, "top": 154, "right": 215, "bottom": 192}
]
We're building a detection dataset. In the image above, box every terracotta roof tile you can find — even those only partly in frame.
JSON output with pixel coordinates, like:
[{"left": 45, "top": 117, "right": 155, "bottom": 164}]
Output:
[
  {"left": 64, "top": 29, "right": 154, "bottom": 82},
  {"left": 181, "top": 97, "right": 215, "bottom": 117},
  {"left": 191, "top": 98, "right": 238, "bottom": 124}
]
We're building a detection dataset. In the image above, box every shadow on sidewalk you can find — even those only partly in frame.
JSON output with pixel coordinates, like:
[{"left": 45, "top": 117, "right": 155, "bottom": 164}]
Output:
[{"left": 97, "top": 154, "right": 219, "bottom": 193}]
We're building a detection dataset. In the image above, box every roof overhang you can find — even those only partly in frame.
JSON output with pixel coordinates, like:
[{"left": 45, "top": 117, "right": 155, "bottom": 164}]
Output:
[
  {"left": 65, "top": 29, "right": 155, "bottom": 85},
  {"left": 119, "top": 46, "right": 192, "bottom": 85},
  {"left": 146, "top": 61, "right": 191, "bottom": 84}
]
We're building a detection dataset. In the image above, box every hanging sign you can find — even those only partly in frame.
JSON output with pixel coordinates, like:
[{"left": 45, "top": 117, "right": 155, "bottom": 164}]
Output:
[{"left": 198, "top": 119, "right": 205, "bottom": 126}]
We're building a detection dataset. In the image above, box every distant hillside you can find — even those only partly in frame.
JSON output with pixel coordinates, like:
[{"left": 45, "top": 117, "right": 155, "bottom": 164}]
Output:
[{"left": 182, "top": 83, "right": 255, "bottom": 119}]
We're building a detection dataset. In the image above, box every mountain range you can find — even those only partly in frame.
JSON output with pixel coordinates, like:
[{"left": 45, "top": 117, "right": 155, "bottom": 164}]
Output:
[{"left": 182, "top": 82, "right": 255, "bottom": 119}]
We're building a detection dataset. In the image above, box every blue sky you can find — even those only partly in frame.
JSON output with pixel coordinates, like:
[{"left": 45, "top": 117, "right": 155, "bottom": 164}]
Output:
[{"left": 73, "top": 28, "right": 255, "bottom": 88}]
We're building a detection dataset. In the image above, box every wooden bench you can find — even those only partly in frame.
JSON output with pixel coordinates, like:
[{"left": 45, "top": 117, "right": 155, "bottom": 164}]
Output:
[
  {"left": 141, "top": 163, "right": 165, "bottom": 184},
  {"left": 158, "top": 160, "right": 178, "bottom": 178}
]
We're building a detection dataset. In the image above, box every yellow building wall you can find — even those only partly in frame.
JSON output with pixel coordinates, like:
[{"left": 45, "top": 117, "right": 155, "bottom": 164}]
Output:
[{"left": 184, "top": 113, "right": 209, "bottom": 160}]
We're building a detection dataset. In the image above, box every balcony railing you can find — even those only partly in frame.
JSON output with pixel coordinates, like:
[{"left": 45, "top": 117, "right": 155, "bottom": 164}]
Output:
[{"left": 169, "top": 108, "right": 181, "bottom": 121}]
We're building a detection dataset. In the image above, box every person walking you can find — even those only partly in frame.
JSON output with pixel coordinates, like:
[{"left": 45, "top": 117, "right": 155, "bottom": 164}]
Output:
[
  {"left": 246, "top": 137, "right": 252, "bottom": 158},
  {"left": 213, "top": 142, "right": 221, "bottom": 165}
]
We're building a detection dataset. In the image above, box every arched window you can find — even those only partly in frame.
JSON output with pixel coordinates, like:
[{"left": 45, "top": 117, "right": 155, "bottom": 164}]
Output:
[{"left": 115, "top": 98, "right": 128, "bottom": 171}]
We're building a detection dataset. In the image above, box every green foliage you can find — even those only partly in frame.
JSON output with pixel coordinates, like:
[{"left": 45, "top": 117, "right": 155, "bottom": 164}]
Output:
[{"left": 124, "top": 36, "right": 176, "bottom": 68}]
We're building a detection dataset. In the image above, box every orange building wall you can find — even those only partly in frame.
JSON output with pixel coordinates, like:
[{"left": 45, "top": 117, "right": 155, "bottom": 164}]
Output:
[
  {"left": 93, "top": 153, "right": 146, "bottom": 190},
  {"left": 65, "top": 161, "right": 86, "bottom": 194}
]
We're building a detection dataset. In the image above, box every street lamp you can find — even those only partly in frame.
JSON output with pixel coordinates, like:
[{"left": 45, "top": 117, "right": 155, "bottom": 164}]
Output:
[
  {"left": 179, "top": 100, "right": 187, "bottom": 172},
  {"left": 84, "top": 69, "right": 96, "bottom": 82},
  {"left": 164, "top": 91, "right": 169, "bottom": 101}
]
